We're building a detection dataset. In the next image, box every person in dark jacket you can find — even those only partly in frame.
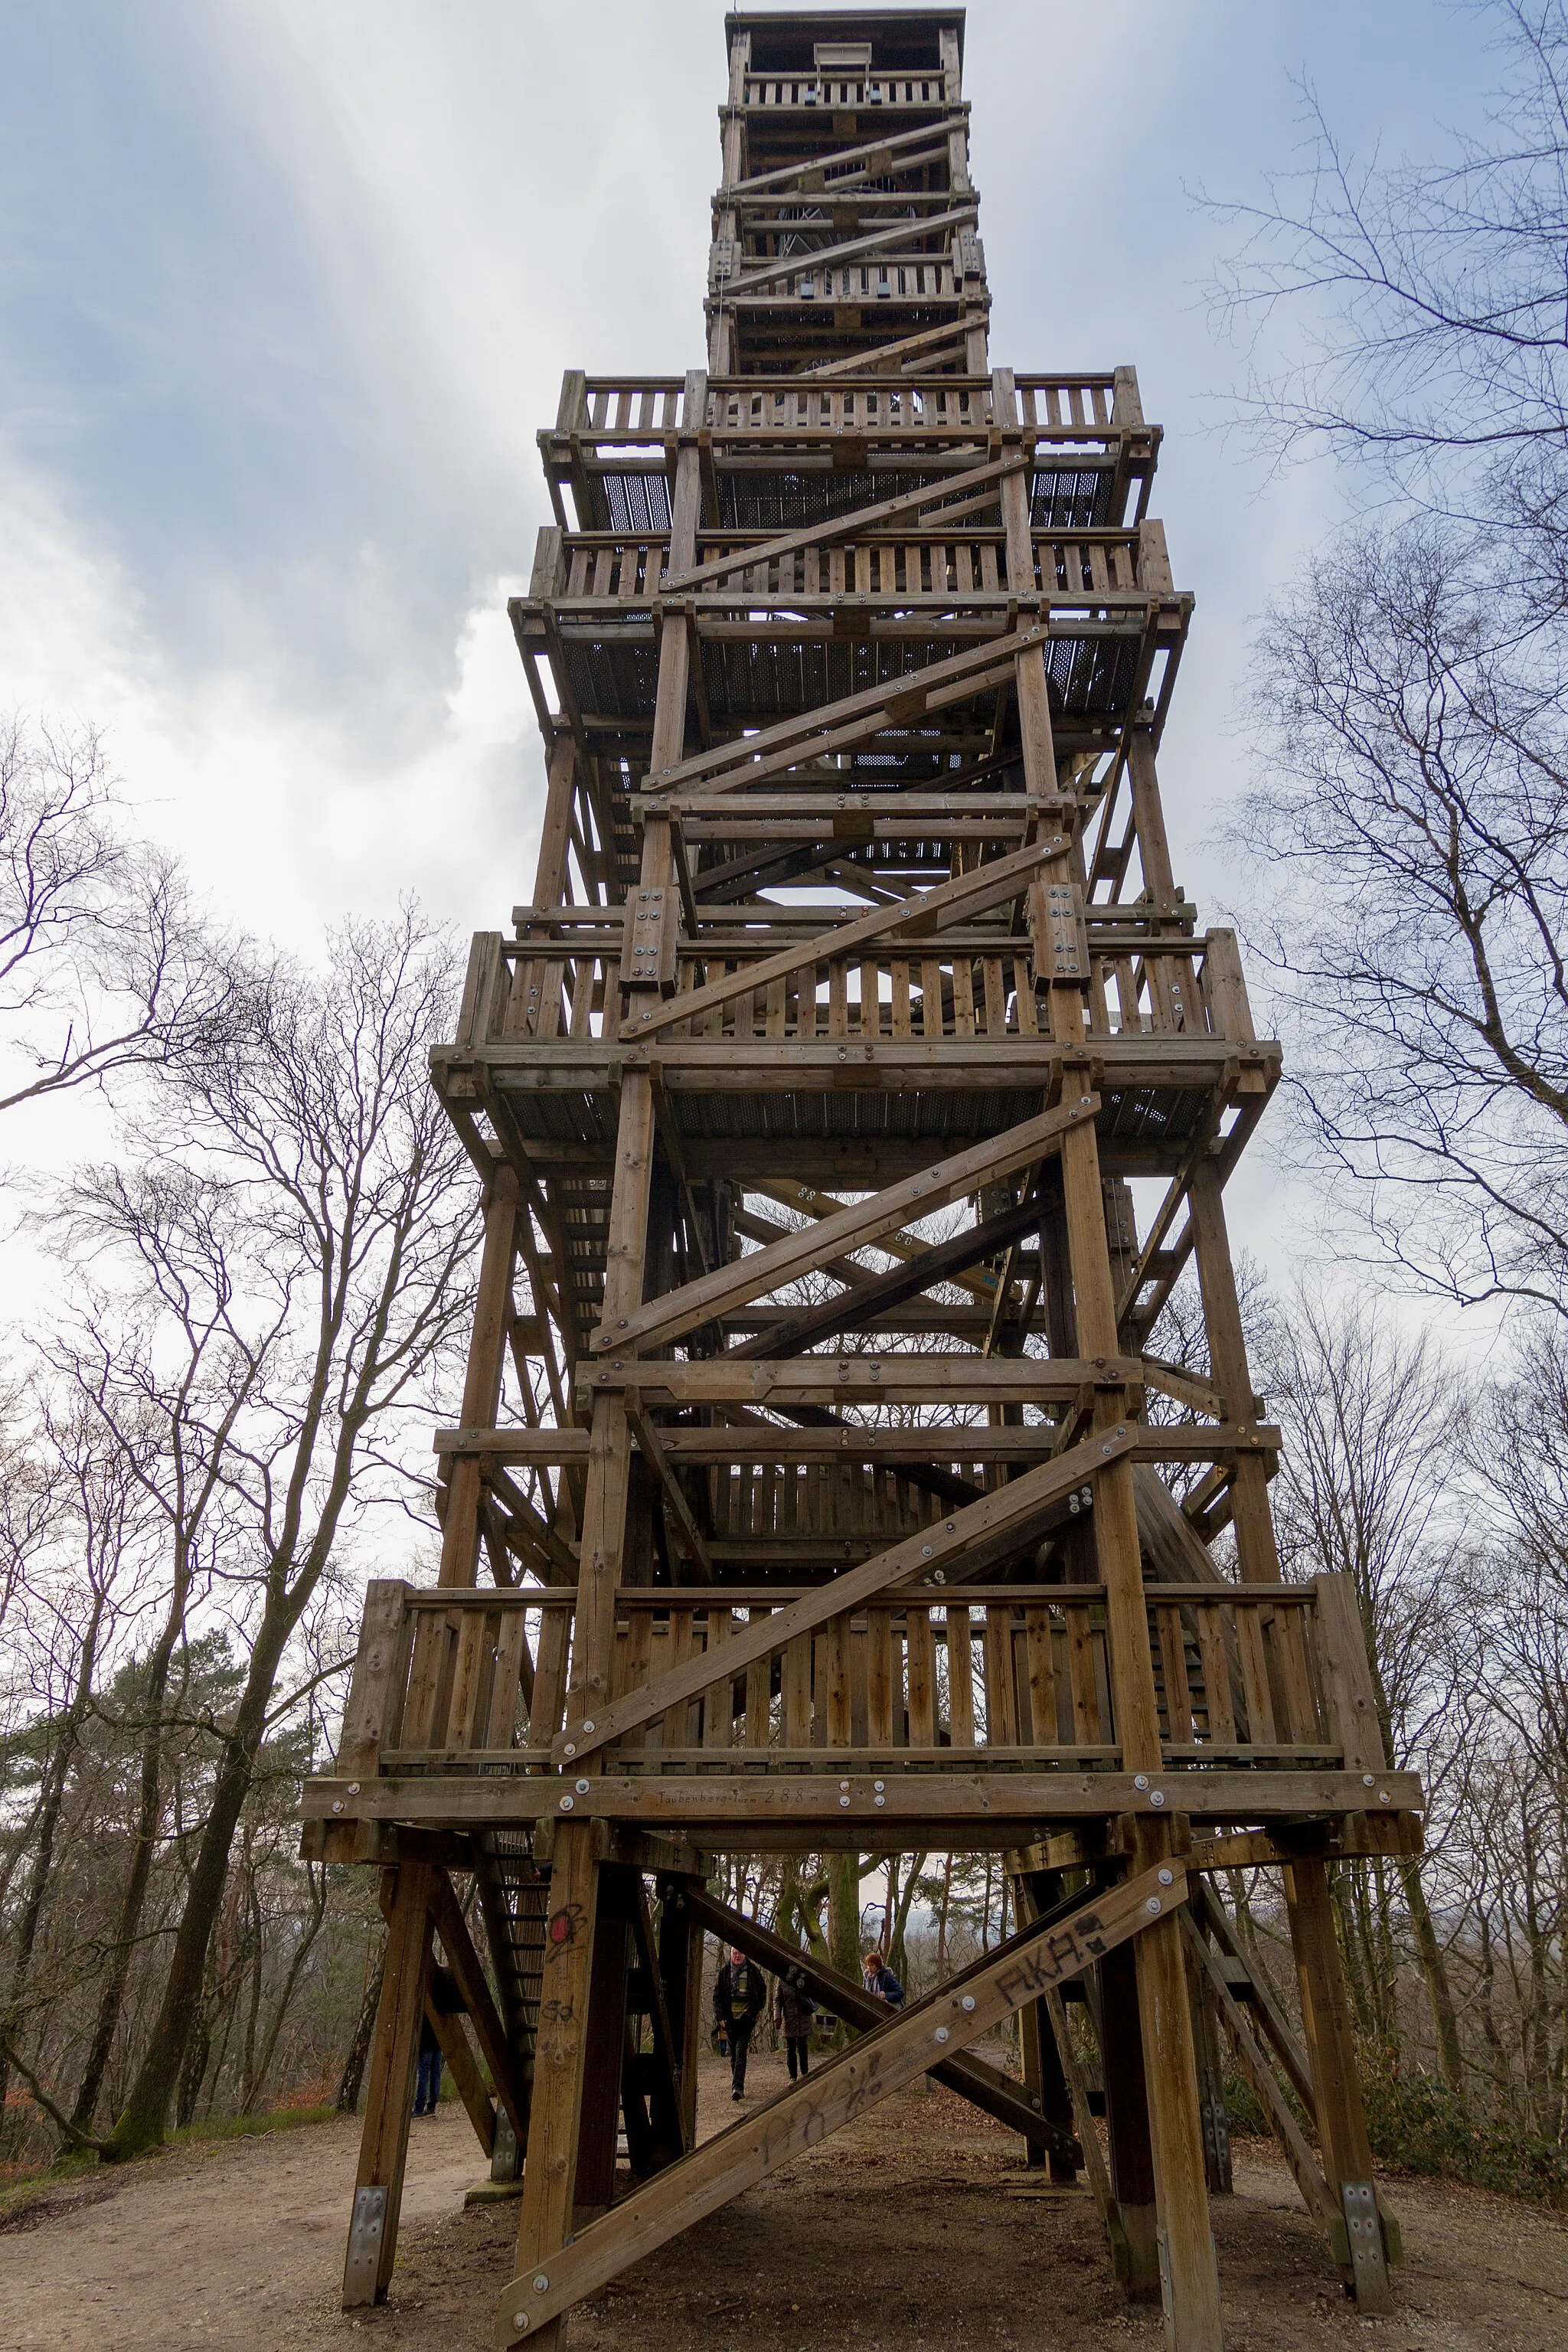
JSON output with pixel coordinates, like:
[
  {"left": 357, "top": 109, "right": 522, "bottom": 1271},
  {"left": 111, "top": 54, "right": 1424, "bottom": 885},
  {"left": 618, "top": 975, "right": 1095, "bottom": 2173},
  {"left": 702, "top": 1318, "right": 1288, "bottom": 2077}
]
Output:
[
  {"left": 773, "top": 1968, "right": 817, "bottom": 2080},
  {"left": 413, "top": 1963, "right": 465, "bottom": 2115},
  {"left": 862, "top": 1948, "right": 906, "bottom": 2008},
  {"left": 713, "top": 1945, "right": 766, "bottom": 2099}
]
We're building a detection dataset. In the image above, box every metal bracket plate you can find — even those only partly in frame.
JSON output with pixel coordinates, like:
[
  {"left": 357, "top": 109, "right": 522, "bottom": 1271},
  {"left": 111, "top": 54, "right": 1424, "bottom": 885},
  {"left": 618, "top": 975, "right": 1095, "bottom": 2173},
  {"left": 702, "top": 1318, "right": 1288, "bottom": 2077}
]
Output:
[{"left": 343, "top": 2183, "right": 388, "bottom": 2308}]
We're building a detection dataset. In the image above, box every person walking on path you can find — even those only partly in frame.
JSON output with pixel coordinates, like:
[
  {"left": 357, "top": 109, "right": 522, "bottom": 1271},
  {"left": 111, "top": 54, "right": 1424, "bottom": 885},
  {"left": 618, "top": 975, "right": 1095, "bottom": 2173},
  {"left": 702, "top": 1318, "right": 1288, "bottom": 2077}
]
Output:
[
  {"left": 413, "top": 1963, "right": 465, "bottom": 2116},
  {"left": 714, "top": 1945, "right": 766, "bottom": 2099},
  {"left": 862, "top": 1949, "right": 906, "bottom": 2010},
  {"left": 774, "top": 1969, "right": 817, "bottom": 2080}
]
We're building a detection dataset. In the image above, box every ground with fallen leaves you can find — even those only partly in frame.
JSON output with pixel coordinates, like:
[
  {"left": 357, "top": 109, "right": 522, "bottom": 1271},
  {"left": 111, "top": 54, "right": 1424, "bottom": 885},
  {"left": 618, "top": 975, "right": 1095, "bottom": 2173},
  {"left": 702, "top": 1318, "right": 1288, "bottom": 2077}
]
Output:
[{"left": 3, "top": 2050, "right": 1565, "bottom": 2351}]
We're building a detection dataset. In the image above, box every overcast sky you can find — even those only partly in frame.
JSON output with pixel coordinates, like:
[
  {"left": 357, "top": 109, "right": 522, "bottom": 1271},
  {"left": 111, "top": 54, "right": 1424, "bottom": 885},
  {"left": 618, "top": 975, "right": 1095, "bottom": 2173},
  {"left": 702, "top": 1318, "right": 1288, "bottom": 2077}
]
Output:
[{"left": 0, "top": 0, "right": 1504, "bottom": 1276}]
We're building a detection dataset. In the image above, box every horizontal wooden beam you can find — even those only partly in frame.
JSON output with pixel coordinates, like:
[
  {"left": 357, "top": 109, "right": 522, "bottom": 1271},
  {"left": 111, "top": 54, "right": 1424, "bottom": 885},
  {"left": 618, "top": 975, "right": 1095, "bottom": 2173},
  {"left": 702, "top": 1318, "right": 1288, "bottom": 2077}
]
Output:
[
  {"left": 577, "top": 1356, "right": 1138, "bottom": 1407},
  {"left": 302, "top": 1770, "right": 1426, "bottom": 1831},
  {"left": 434, "top": 1423, "right": 1282, "bottom": 1465}
]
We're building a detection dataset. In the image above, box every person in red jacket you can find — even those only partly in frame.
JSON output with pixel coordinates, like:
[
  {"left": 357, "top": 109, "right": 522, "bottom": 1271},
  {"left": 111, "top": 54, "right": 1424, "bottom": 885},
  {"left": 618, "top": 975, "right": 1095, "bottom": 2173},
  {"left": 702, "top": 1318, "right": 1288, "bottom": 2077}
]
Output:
[{"left": 713, "top": 1945, "right": 766, "bottom": 2099}]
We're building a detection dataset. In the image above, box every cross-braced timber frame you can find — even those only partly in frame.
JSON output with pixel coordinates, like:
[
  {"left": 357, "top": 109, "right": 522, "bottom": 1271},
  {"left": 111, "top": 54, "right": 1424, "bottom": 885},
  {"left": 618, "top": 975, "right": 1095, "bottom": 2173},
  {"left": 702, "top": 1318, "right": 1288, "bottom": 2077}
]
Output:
[{"left": 302, "top": 14, "right": 1421, "bottom": 2346}]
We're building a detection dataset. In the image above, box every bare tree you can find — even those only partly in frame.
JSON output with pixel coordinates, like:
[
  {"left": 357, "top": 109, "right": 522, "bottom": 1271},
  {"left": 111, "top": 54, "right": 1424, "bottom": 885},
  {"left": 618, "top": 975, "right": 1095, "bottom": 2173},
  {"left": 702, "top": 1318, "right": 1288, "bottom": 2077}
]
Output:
[
  {"left": 65, "top": 906, "right": 482, "bottom": 2159},
  {"left": 1207, "top": 2, "right": 1568, "bottom": 543},
  {"left": 1258, "top": 1285, "right": 1469, "bottom": 2082},
  {"left": 0, "top": 717, "right": 241, "bottom": 1118}
]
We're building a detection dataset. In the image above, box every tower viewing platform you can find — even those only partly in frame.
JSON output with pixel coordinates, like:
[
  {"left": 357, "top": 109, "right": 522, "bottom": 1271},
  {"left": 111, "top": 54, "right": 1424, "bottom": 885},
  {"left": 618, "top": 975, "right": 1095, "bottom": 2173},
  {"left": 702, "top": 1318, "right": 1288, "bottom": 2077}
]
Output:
[{"left": 302, "top": 15, "right": 1422, "bottom": 2344}]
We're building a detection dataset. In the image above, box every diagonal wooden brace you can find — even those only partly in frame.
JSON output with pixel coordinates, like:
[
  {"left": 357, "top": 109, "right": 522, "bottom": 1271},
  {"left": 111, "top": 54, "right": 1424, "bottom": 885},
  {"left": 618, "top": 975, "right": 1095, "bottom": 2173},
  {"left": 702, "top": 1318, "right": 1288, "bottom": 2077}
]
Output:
[
  {"left": 591, "top": 1093, "right": 1096, "bottom": 1355},
  {"left": 679, "top": 1881, "right": 1080, "bottom": 2161},
  {"left": 495, "top": 1863, "right": 1186, "bottom": 2345},
  {"left": 550, "top": 1419, "right": 1138, "bottom": 1766},
  {"left": 663, "top": 452, "right": 1029, "bottom": 593},
  {"left": 621, "top": 833, "right": 1064, "bottom": 1044},
  {"left": 648, "top": 621, "right": 1059, "bottom": 793}
]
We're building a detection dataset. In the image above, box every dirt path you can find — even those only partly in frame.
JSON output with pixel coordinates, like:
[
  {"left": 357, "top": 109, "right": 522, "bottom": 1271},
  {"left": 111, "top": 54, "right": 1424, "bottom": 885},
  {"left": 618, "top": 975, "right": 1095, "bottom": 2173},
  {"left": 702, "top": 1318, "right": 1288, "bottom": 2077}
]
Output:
[{"left": 4, "top": 2056, "right": 1566, "bottom": 2352}]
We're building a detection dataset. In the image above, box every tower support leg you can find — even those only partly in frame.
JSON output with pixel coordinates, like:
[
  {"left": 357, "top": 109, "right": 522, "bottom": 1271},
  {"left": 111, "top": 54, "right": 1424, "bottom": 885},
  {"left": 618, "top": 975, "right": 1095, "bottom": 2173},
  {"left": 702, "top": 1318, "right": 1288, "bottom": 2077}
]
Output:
[
  {"left": 343, "top": 1861, "right": 433, "bottom": 2308},
  {"left": 511, "top": 1825, "right": 603, "bottom": 2351},
  {"left": 1285, "top": 1856, "right": 1394, "bottom": 2311}
]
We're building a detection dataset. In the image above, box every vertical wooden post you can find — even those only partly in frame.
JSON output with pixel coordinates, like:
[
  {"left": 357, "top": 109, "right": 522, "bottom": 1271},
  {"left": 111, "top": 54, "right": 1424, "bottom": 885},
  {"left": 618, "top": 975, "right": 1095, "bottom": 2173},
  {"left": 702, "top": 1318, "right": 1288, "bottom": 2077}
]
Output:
[
  {"left": 1285, "top": 1857, "right": 1393, "bottom": 2310},
  {"left": 343, "top": 1862, "right": 433, "bottom": 2308},
  {"left": 657, "top": 1876, "right": 707, "bottom": 2150},
  {"left": 1062, "top": 1116, "right": 1223, "bottom": 2350},
  {"left": 510, "top": 1829, "right": 603, "bottom": 2350},
  {"left": 1186, "top": 1161, "right": 1279, "bottom": 1580},
  {"left": 1097, "top": 1938, "right": 1160, "bottom": 2295},
  {"left": 1011, "top": 1867, "right": 1082, "bottom": 2180},
  {"left": 438, "top": 1168, "right": 521, "bottom": 1587}
]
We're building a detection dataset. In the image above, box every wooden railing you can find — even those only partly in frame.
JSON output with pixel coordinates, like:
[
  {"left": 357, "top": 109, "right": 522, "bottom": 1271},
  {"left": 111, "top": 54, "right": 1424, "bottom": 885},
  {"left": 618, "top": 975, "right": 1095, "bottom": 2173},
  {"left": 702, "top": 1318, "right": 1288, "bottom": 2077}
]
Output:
[
  {"left": 724, "top": 257, "right": 959, "bottom": 304},
  {"left": 563, "top": 374, "right": 1135, "bottom": 443},
  {"left": 461, "top": 926, "right": 1255, "bottom": 1050},
  {"left": 743, "top": 74, "right": 951, "bottom": 108},
  {"left": 347, "top": 1573, "right": 1377, "bottom": 1778},
  {"left": 543, "top": 526, "right": 1154, "bottom": 606},
  {"left": 707, "top": 377, "right": 990, "bottom": 433}
]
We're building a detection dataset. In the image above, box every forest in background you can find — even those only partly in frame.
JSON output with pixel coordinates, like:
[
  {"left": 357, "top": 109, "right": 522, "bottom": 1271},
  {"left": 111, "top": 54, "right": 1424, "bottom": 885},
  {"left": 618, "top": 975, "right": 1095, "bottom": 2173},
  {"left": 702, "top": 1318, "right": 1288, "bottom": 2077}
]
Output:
[{"left": 5, "top": 0, "right": 1568, "bottom": 2211}]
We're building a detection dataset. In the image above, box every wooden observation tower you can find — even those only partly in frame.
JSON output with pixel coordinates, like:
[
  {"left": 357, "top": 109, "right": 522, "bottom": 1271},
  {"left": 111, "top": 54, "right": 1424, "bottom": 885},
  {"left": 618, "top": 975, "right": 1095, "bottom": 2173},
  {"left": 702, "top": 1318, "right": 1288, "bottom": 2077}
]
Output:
[{"left": 303, "top": 13, "right": 1423, "bottom": 2345}]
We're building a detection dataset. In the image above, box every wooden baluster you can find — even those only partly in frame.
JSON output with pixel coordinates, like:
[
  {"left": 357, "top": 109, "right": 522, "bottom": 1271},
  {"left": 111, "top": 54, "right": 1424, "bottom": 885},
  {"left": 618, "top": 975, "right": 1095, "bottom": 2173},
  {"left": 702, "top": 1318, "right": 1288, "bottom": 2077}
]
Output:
[
  {"left": 1024, "top": 1602, "right": 1060, "bottom": 1746},
  {"left": 745, "top": 1610, "right": 772, "bottom": 1749},
  {"left": 825, "top": 1613, "right": 852, "bottom": 1748},
  {"left": 867, "top": 1606, "right": 894, "bottom": 1745},
  {"left": 984, "top": 1606, "right": 1019, "bottom": 1747},
  {"left": 1155, "top": 1604, "right": 1194, "bottom": 1749},
  {"left": 619, "top": 1606, "right": 652, "bottom": 1757},
  {"left": 1233, "top": 1602, "right": 1276, "bottom": 1748},
  {"left": 1064, "top": 1601, "right": 1101, "bottom": 1746},
  {"left": 446, "top": 1607, "right": 494, "bottom": 1756},
  {"left": 528, "top": 1607, "right": 570, "bottom": 1753},
  {"left": 906, "top": 1608, "right": 936, "bottom": 1748},
  {"left": 946, "top": 1605, "right": 975, "bottom": 1747},
  {"left": 782, "top": 1631, "right": 812, "bottom": 1754},
  {"left": 485, "top": 1606, "right": 532, "bottom": 1754},
  {"left": 1194, "top": 1604, "right": 1235, "bottom": 1747},
  {"left": 702, "top": 1608, "right": 733, "bottom": 1752}
]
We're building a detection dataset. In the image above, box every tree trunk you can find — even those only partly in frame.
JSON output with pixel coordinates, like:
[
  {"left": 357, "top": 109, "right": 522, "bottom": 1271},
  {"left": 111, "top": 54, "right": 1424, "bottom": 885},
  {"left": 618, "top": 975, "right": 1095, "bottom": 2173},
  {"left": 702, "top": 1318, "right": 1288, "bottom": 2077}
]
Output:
[
  {"left": 1397, "top": 1853, "right": 1465, "bottom": 2089},
  {"left": 71, "top": 1580, "right": 191, "bottom": 2129},
  {"left": 102, "top": 1615, "right": 288, "bottom": 2160},
  {"left": 337, "top": 1952, "right": 385, "bottom": 2115},
  {"left": 0, "top": 1594, "right": 103, "bottom": 2141}
]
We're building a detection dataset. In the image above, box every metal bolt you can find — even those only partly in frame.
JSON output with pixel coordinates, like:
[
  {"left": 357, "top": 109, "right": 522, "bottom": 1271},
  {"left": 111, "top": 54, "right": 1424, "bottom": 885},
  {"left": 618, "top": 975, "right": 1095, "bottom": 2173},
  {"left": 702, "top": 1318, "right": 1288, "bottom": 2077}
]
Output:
[
  {"left": 921, "top": 1545, "right": 933, "bottom": 1558},
  {"left": 933, "top": 2027, "right": 950, "bottom": 2044},
  {"left": 563, "top": 1743, "right": 577, "bottom": 1759},
  {"left": 1378, "top": 1789, "right": 1391, "bottom": 1804},
  {"left": 514, "top": 2314, "right": 529, "bottom": 2333},
  {"left": 1150, "top": 1790, "right": 1166, "bottom": 1808},
  {"left": 839, "top": 1795, "right": 851, "bottom": 1808},
  {"left": 1158, "top": 1867, "right": 1174, "bottom": 1886},
  {"left": 840, "top": 1780, "right": 851, "bottom": 1791},
  {"left": 1145, "top": 1896, "right": 1162, "bottom": 1916},
  {"left": 534, "top": 2275, "right": 550, "bottom": 2294},
  {"left": 576, "top": 1779, "right": 590, "bottom": 1795},
  {"left": 874, "top": 1780, "right": 885, "bottom": 1792},
  {"left": 583, "top": 1720, "right": 596, "bottom": 1734},
  {"left": 559, "top": 1795, "right": 574, "bottom": 1811},
  {"left": 874, "top": 1795, "right": 885, "bottom": 1808},
  {"left": 332, "top": 1800, "right": 344, "bottom": 1814},
  {"left": 1363, "top": 1774, "right": 1375, "bottom": 1787},
  {"left": 961, "top": 1994, "right": 976, "bottom": 2013},
  {"left": 1133, "top": 1773, "right": 1149, "bottom": 1791}
]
